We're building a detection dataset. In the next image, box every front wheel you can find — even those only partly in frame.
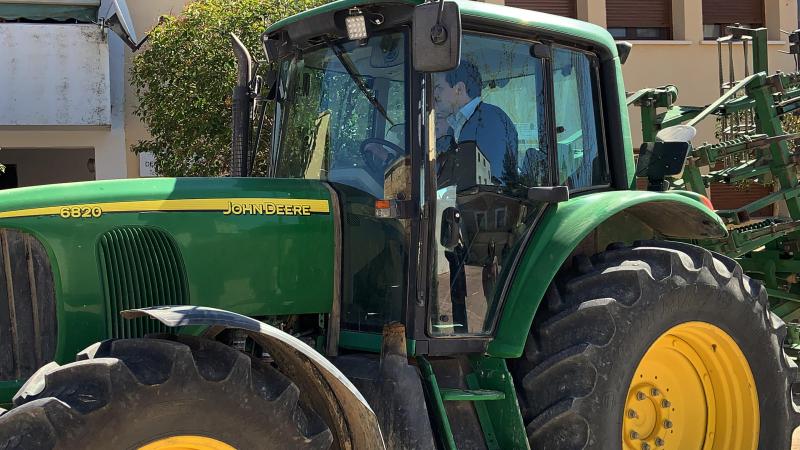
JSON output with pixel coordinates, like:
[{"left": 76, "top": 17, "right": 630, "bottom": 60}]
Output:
[
  {"left": 514, "top": 241, "right": 799, "bottom": 449},
  {"left": 0, "top": 335, "right": 334, "bottom": 450}
]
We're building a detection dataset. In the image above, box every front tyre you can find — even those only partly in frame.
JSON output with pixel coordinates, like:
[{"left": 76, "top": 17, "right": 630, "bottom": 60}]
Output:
[
  {"left": 514, "top": 241, "right": 799, "bottom": 449},
  {"left": 0, "top": 335, "right": 333, "bottom": 450}
]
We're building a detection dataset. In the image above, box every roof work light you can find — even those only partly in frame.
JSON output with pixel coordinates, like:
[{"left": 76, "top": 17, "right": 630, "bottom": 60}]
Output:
[{"left": 345, "top": 9, "right": 368, "bottom": 41}]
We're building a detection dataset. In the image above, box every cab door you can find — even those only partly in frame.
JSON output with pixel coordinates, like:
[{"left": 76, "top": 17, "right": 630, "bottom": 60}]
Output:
[{"left": 420, "top": 32, "right": 611, "bottom": 352}]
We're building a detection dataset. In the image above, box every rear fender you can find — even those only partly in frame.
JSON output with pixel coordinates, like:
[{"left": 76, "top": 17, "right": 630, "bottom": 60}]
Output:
[
  {"left": 488, "top": 190, "right": 727, "bottom": 358},
  {"left": 122, "top": 305, "right": 385, "bottom": 450}
]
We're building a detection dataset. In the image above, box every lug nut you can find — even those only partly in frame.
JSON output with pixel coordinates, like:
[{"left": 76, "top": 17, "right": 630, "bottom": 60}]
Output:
[
  {"left": 655, "top": 437, "right": 665, "bottom": 447},
  {"left": 661, "top": 399, "right": 671, "bottom": 408},
  {"left": 627, "top": 409, "right": 639, "bottom": 418},
  {"left": 650, "top": 388, "right": 660, "bottom": 396},
  {"left": 636, "top": 391, "right": 647, "bottom": 400},
  {"left": 642, "top": 443, "right": 651, "bottom": 450},
  {"left": 663, "top": 420, "right": 673, "bottom": 429},
  {"left": 630, "top": 431, "right": 640, "bottom": 440}
]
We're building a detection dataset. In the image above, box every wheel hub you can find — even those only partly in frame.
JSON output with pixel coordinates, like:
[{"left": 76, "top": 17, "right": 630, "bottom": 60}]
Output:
[
  {"left": 139, "top": 435, "right": 236, "bottom": 450},
  {"left": 622, "top": 321, "right": 759, "bottom": 449},
  {"left": 625, "top": 384, "right": 662, "bottom": 441}
]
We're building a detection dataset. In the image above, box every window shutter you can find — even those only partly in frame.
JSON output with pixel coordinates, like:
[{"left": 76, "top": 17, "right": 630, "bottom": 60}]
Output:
[
  {"left": 703, "top": 0, "right": 764, "bottom": 25},
  {"left": 607, "top": 0, "right": 671, "bottom": 28},
  {"left": 505, "top": 0, "right": 577, "bottom": 19}
]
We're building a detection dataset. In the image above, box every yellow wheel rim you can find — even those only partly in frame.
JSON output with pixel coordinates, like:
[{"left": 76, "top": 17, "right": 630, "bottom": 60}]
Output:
[
  {"left": 139, "top": 436, "right": 236, "bottom": 450},
  {"left": 622, "top": 321, "right": 759, "bottom": 450}
]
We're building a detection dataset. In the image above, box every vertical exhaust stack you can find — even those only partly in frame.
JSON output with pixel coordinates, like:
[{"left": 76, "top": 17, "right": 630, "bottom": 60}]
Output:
[{"left": 230, "top": 33, "right": 253, "bottom": 177}]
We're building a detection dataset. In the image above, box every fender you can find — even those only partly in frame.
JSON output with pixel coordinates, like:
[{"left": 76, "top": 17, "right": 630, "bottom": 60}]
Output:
[
  {"left": 122, "top": 305, "right": 385, "bottom": 450},
  {"left": 487, "top": 190, "right": 727, "bottom": 358}
]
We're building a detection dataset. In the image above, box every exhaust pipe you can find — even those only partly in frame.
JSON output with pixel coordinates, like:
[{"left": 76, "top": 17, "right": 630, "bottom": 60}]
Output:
[{"left": 230, "top": 33, "right": 253, "bottom": 177}]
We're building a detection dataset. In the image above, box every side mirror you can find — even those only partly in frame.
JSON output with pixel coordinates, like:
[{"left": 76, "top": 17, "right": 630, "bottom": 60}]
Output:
[
  {"left": 263, "top": 37, "right": 280, "bottom": 63},
  {"left": 412, "top": 1, "right": 461, "bottom": 72},
  {"left": 636, "top": 141, "right": 692, "bottom": 179},
  {"left": 636, "top": 125, "right": 695, "bottom": 191},
  {"left": 636, "top": 125, "right": 695, "bottom": 178},
  {"left": 440, "top": 207, "right": 461, "bottom": 250},
  {"left": 616, "top": 41, "right": 633, "bottom": 64},
  {"left": 262, "top": 31, "right": 292, "bottom": 64}
]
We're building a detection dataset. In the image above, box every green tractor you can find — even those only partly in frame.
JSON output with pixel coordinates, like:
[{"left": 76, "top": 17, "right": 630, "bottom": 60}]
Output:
[{"left": 0, "top": 1, "right": 798, "bottom": 449}]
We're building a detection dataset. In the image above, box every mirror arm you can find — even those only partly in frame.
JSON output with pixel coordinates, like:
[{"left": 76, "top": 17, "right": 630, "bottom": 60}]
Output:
[{"left": 431, "top": 0, "right": 448, "bottom": 44}]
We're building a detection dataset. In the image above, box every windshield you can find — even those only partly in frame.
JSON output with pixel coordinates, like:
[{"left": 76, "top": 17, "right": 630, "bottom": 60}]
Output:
[
  {"left": 272, "top": 31, "right": 409, "bottom": 200},
  {"left": 272, "top": 31, "right": 411, "bottom": 334}
]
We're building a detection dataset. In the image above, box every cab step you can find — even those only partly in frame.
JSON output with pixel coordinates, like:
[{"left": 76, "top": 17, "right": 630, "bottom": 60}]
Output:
[{"left": 440, "top": 388, "right": 505, "bottom": 401}]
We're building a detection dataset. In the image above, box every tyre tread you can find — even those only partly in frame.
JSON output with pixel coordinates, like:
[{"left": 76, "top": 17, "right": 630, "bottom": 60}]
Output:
[
  {"left": 1, "top": 336, "right": 333, "bottom": 450},
  {"left": 514, "top": 241, "right": 799, "bottom": 449}
]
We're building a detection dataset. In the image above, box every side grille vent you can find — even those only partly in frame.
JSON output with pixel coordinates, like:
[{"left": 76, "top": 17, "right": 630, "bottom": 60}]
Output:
[
  {"left": 0, "top": 229, "right": 57, "bottom": 381},
  {"left": 98, "top": 226, "right": 189, "bottom": 339}
]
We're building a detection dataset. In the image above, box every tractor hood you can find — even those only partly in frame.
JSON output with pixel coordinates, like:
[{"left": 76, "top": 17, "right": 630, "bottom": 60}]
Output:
[{"left": 0, "top": 177, "right": 336, "bottom": 381}]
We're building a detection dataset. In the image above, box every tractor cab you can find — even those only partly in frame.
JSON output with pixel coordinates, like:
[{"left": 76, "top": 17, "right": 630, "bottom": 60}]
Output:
[{"left": 264, "top": 0, "right": 614, "bottom": 352}]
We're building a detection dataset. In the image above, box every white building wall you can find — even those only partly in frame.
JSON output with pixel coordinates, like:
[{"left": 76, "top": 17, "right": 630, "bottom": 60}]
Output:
[
  {"left": 0, "top": 24, "right": 110, "bottom": 126},
  {"left": 0, "top": 25, "right": 128, "bottom": 180}
]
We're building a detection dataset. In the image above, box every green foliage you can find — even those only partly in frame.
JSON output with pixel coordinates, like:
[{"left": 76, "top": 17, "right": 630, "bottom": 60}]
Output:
[{"left": 130, "top": 0, "right": 327, "bottom": 176}]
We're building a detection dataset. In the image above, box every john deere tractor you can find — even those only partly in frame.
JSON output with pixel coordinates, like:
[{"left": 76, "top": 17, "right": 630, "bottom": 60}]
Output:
[{"left": 0, "top": 1, "right": 797, "bottom": 449}]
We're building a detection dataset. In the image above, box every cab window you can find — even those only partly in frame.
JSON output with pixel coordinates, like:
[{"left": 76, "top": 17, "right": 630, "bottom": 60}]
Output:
[{"left": 552, "top": 47, "right": 609, "bottom": 189}]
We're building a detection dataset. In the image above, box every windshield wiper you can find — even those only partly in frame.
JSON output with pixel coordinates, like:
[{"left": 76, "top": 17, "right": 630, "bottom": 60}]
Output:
[{"left": 325, "top": 38, "right": 394, "bottom": 126}]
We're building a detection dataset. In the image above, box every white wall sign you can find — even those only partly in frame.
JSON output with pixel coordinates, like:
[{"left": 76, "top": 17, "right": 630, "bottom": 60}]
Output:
[{"left": 139, "top": 152, "right": 156, "bottom": 177}]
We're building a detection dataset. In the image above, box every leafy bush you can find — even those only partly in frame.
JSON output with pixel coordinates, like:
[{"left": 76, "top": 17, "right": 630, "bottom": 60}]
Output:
[{"left": 130, "top": 0, "right": 327, "bottom": 176}]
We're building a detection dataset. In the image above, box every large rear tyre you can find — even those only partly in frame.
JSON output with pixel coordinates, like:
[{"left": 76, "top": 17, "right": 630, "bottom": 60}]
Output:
[
  {"left": 0, "top": 335, "right": 333, "bottom": 450},
  {"left": 514, "top": 241, "right": 799, "bottom": 449}
]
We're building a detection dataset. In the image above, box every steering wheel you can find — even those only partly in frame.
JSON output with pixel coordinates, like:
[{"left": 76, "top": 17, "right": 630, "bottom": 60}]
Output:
[{"left": 360, "top": 138, "right": 406, "bottom": 175}]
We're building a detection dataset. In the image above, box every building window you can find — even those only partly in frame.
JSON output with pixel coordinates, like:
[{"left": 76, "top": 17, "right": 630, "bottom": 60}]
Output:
[
  {"left": 607, "top": 27, "right": 670, "bottom": 40},
  {"left": 702, "top": 0, "right": 764, "bottom": 39},
  {"left": 505, "top": 0, "right": 577, "bottom": 19},
  {"left": 606, "top": 0, "right": 672, "bottom": 40}
]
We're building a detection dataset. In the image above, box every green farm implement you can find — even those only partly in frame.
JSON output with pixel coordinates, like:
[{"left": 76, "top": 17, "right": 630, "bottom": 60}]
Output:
[
  {"left": 629, "top": 26, "right": 800, "bottom": 353},
  {"left": 0, "top": 1, "right": 798, "bottom": 449}
]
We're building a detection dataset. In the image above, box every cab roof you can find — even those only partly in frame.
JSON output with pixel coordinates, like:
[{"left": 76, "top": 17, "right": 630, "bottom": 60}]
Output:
[{"left": 266, "top": 0, "right": 618, "bottom": 58}]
